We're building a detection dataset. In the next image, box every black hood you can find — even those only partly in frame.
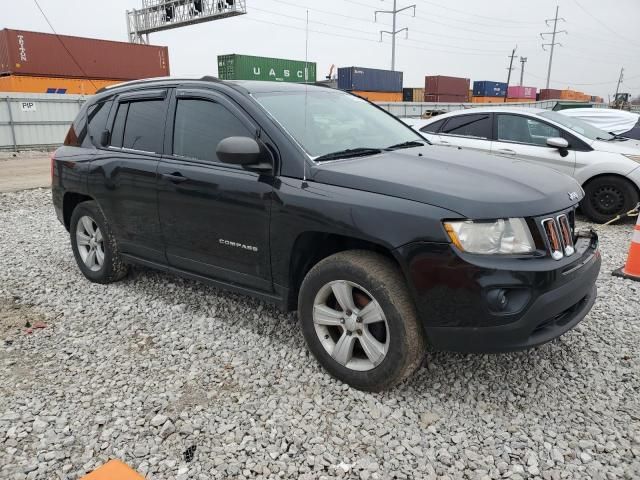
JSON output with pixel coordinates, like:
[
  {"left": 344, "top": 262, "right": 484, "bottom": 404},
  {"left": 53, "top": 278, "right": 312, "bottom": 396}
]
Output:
[{"left": 310, "top": 146, "right": 583, "bottom": 219}]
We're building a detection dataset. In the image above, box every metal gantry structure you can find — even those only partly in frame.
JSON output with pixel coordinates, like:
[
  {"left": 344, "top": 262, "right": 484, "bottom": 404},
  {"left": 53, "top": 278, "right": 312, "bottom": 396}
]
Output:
[{"left": 126, "top": 0, "right": 247, "bottom": 44}]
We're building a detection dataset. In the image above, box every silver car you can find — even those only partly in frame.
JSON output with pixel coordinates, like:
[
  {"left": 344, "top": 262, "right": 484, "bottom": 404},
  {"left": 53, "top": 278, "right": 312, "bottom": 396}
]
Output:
[{"left": 406, "top": 108, "right": 640, "bottom": 223}]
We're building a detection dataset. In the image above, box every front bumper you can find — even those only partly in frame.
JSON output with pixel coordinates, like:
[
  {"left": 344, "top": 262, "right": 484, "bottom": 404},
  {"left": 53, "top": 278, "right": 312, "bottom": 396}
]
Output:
[{"left": 397, "top": 230, "right": 601, "bottom": 353}]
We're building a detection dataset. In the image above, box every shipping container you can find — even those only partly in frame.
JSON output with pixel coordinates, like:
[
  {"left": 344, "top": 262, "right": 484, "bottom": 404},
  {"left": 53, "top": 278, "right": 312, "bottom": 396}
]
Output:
[
  {"left": 473, "top": 81, "right": 507, "bottom": 97},
  {"left": 424, "top": 94, "right": 468, "bottom": 103},
  {"left": 424, "top": 75, "right": 470, "bottom": 96},
  {"left": 0, "top": 29, "right": 169, "bottom": 80},
  {"left": 351, "top": 91, "right": 402, "bottom": 102},
  {"left": 506, "top": 98, "right": 536, "bottom": 103},
  {"left": 539, "top": 89, "right": 563, "bottom": 101},
  {"left": 217, "top": 54, "right": 316, "bottom": 83},
  {"left": 402, "top": 87, "right": 424, "bottom": 102},
  {"left": 471, "top": 96, "right": 507, "bottom": 104},
  {"left": 338, "top": 67, "right": 402, "bottom": 92},
  {"left": 0, "top": 75, "right": 121, "bottom": 94},
  {"left": 507, "top": 86, "right": 537, "bottom": 99}
]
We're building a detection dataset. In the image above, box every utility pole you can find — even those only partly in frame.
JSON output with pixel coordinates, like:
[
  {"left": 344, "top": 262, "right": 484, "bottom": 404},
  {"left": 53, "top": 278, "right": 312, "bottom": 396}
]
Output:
[
  {"left": 375, "top": 1, "right": 416, "bottom": 71},
  {"left": 519, "top": 57, "right": 528, "bottom": 86},
  {"left": 614, "top": 66, "right": 624, "bottom": 102},
  {"left": 540, "top": 5, "right": 567, "bottom": 89},
  {"left": 504, "top": 46, "right": 517, "bottom": 102}
]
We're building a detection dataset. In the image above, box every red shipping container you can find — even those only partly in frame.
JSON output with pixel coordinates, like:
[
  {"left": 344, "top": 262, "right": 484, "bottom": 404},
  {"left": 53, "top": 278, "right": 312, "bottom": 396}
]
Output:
[
  {"left": 538, "top": 88, "right": 563, "bottom": 101},
  {"left": 424, "top": 94, "right": 468, "bottom": 103},
  {"left": 424, "top": 75, "right": 470, "bottom": 96},
  {"left": 507, "top": 86, "right": 537, "bottom": 99},
  {"left": 0, "top": 29, "right": 170, "bottom": 80}
]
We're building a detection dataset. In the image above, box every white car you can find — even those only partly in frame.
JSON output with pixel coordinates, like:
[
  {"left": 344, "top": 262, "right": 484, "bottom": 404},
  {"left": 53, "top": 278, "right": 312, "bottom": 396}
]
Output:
[
  {"left": 409, "top": 107, "right": 640, "bottom": 223},
  {"left": 558, "top": 108, "right": 640, "bottom": 140}
]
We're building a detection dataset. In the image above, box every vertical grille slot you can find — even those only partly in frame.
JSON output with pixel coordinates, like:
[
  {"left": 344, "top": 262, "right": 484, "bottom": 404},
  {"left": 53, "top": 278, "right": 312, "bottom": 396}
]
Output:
[
  {"left": 557, "top": 214, "right": 575, "bottom": 256},
  {"left": 542, "top": 218, "right": 564, "bottom": 260}
]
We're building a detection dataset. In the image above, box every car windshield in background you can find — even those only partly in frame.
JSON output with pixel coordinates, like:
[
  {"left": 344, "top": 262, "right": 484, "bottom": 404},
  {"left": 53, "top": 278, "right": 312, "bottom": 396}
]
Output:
[
  {"left": 252, "top": 89, "right": 424, "bottom": 158},
  {"left": 539, "top": 111, "right": 614, "bottom": 141}
]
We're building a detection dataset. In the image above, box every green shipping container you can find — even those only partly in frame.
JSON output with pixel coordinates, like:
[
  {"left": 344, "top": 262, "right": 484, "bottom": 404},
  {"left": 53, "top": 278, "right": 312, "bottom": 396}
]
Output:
[{"left": 217, "top": 54, "right": 317, "bottom": 83}]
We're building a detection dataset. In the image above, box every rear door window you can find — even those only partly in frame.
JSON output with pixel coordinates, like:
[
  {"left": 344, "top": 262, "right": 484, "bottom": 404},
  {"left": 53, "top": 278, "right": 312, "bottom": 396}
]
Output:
[
  {"left": 420, "top": 118, "right": 445, "bottom": 134},
  {"left": 441, "top": 114, "right": 492, "bottom": 139},
  {"left": 122, "top": 100, "right": 166, "bottom": 153}
]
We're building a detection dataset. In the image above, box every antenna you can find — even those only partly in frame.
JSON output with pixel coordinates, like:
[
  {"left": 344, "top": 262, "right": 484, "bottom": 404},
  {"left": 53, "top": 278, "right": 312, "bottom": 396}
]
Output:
[{"left": 302, "top": 9, "right": 309, "bottom": 185}]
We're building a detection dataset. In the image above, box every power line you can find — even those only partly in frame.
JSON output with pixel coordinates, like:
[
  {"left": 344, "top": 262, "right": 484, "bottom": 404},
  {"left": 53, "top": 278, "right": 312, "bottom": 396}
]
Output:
[
  {"left": 572, "top": 0, "right": 640, "bottom": 46},
  {"left": 252, "top": 6, "right": 508, "bottom": 54},
  {"left": 540, "top": 5, "right": 567, "bottom": 89},
  {"left": 32, "top": 0, "right": 97, "bottom": 90},
  {"left": 241, "top": 16, "right": 505, "bottom": 57},
  {"left": 412, "top": 0, "right": 541, "bottom": 26}
]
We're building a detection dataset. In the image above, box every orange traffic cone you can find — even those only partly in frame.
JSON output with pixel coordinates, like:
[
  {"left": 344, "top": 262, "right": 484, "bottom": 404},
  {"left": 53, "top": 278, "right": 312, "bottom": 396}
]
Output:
[{"left": 613, "top": 214, "right": 640, "bottom": 281}]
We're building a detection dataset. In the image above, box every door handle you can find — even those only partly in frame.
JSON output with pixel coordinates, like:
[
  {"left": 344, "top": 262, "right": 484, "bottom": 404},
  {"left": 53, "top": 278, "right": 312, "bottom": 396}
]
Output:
[
  {"left": 162, "top": 172, "right": 188, "bottom": 184},
  {"left": 496, "top": 148, "right": 516, "bottom": 155}
]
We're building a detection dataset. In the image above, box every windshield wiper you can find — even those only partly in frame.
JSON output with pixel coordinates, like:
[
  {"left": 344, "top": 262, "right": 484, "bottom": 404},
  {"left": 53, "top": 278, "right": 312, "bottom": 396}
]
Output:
[
  {"left": 315, "top": 147, "right": 382, "bottom": 162},
  {"left": 608, "top": 132, "right": 629, "bottom": 141},
  {"left": 386, "top": 140, "right": 426, "bottom": 150}
]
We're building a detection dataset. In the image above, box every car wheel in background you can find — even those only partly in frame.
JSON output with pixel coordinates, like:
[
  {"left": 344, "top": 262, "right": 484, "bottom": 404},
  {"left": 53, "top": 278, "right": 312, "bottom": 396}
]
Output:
[
  {"left": 298, "top": 250, "right": 425, "bottom": 392},
  {"left": 582, "top": 176, "right": 639, "bottom": 223},
  {"left": 70, "top": 201, "right": 128, "bottom": 284}
]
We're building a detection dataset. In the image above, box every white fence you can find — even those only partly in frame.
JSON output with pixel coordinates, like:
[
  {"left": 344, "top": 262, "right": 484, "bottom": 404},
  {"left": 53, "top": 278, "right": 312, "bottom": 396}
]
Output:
[{"left": 0, "top": 93, "right": 87, "bottom": 151}]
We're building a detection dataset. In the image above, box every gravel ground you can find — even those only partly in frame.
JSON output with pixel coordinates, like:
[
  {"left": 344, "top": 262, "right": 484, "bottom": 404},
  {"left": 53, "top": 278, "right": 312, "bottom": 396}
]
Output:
[{"left": 0, "top": 188, "right": 639, "bottom": 480}]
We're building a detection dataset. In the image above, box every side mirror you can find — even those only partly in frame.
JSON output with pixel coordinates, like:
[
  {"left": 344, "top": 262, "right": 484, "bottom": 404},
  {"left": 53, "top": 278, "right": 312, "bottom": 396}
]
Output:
[
  {"left": 99, "top": 130, "right": 110, "bottom": 147},
  {"left": 546, "top": 137, "right": 569, "bottom": 149},
  {"left": 217, "top": 136, "right": 261, "bottom": 165}
]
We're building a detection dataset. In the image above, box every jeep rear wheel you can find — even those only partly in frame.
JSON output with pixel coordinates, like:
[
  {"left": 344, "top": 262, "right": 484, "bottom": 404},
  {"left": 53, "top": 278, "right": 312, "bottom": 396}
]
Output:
[
  {"left": 70, "top": 201, "right": 128, "bottom": 284},
  {"left": 298, "top": 250, "right": 425, "bottom": 391}
]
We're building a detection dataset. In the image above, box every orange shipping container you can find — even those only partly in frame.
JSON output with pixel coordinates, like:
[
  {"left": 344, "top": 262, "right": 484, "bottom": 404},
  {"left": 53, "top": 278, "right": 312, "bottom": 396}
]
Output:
[
  {"left": 0, "top": 75, "right": 122, "bottom": 94},
  {"left": 471, "top": 96, "right": 506, "bottom": 104},
  {"left": 506, "top": 98, "right": 535, "bottom": 103},
  {"left": 352, "top": 91, "right": 403, "bottom": 102}
]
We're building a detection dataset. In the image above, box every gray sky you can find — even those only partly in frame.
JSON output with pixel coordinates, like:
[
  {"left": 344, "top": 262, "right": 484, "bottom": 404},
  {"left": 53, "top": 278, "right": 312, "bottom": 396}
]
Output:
[{"left": 5, "top": 0, "right": 639, "bottom": 99}]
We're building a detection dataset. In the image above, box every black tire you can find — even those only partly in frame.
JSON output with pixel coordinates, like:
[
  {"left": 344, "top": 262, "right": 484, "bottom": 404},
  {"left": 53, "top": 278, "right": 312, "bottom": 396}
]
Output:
[
  {"left": 581, "top": 176, "right": 639, "bottom": 223},
  {"left": 69, "top": 200, "right": 128, "bottom": 284},
  {"left": 298, "top": 250, "right": 425, "bottom": 392}
]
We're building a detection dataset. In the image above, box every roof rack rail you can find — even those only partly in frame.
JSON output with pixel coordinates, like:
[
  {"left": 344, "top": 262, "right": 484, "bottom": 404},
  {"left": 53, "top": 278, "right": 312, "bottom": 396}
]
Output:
[{"left": 201, "top": 75, "right": 224, "bottom": 83}]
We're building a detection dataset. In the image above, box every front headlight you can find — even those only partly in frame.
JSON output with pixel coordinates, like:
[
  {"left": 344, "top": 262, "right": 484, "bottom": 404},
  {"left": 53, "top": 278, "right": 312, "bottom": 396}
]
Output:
[
  {"left": 444, "top": 218, "right": 535, "bottom": 254},
  {"left": 623, "top": 154, "right": 640, "bottom": 163}
]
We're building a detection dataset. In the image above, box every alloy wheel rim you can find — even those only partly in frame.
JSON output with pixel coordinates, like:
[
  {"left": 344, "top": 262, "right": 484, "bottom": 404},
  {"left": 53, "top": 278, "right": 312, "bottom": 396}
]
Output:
[
  {"left": 75, "top": 215, "right": 105, "bottom": 272},
  {"left": 312, "top": 280, "right": 389, "bottom": 372}
]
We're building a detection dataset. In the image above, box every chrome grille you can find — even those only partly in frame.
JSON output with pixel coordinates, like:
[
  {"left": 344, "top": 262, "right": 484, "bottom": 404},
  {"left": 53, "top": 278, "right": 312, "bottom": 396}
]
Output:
[
  {"left": 542, "top": 218, "right": 564, "bottom": 260},
  {"left": 557, "top": 214, "right": 575, "bottom": 256}
]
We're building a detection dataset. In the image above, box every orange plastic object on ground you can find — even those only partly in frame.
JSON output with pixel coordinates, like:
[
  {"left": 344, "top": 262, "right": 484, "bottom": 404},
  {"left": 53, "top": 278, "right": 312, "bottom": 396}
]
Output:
[{"left": 81, "top": 460, "right": 145, "bottom": 480}]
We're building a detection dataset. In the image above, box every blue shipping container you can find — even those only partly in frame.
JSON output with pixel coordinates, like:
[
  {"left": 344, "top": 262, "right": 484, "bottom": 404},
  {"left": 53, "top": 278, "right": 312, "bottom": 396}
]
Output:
[
  {"left": 473, "top": 81, "right": 508, "bottom": 97},
  {"left": 338, "top": 67, "right": 403, "bottom": 92}
]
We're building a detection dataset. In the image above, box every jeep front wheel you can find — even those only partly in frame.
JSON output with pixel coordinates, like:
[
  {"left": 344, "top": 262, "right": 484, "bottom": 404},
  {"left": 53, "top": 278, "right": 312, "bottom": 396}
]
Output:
[{"left": 298, "top": 250, "right": 425, "bottom": 392}]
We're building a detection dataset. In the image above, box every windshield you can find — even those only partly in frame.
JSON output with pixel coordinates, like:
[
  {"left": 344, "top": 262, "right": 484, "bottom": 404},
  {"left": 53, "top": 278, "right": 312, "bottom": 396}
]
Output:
[
  {"left": 252, "top": 89, "right": 425, "bottom": 158},
  {"left": 539, "top": 111, "right": 614, "bottom": 141}
]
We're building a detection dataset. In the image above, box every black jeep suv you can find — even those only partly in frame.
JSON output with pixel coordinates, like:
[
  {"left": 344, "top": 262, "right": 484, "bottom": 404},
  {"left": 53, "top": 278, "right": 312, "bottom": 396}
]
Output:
[{"left": 52, "top": 78, "right": 600, "bottom": 391}]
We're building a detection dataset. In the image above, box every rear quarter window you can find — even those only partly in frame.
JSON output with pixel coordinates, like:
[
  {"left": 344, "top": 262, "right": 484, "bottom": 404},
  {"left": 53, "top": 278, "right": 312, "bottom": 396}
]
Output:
[
  {"left": 83, "top": 100, "right": 113, "bottom": 148},
  {"left": 63, "top": 110, "right": 87, "bottom": 147}
]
